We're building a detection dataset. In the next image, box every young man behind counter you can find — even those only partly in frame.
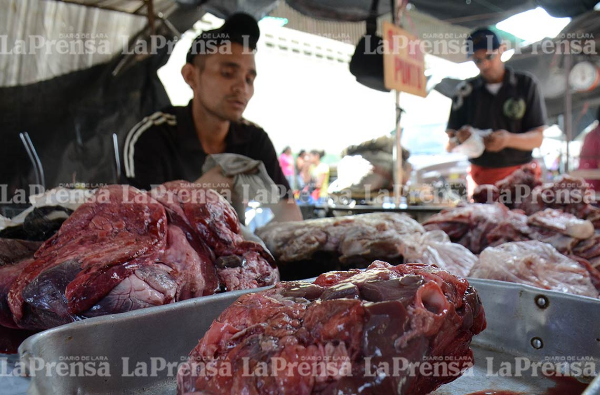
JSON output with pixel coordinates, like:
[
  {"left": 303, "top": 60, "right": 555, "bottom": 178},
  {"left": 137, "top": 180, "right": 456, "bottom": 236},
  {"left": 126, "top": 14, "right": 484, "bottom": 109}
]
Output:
[
  {"left": 446, "top": 28, "right": 547, "bottom": 190},
  {"left": 123, "top": 13, "right": 302, "bottom": 222}
]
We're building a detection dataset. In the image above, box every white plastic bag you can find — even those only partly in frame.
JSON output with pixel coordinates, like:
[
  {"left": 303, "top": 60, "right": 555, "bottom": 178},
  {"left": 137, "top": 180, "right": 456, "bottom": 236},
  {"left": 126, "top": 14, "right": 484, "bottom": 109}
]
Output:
[
  {"left": 452, "top": 128, "right": 492, "bottom": 158},
  {"left": 469, "top": 241, "right": 599, "bottom": 297},
  {"left": 400, "top": 230, "right": 478, "bottom": 277}
]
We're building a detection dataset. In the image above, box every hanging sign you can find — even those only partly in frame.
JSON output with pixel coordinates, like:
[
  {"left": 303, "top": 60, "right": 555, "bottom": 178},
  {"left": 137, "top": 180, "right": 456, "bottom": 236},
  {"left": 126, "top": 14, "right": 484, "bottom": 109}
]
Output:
[{"left": 383, "top": 22, "right": 426, "bottom": 97}]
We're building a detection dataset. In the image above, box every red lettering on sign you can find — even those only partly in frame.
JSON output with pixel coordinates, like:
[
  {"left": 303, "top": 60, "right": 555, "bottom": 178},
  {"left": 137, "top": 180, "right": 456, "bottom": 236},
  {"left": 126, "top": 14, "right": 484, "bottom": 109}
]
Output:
[{"left": 394, "top": 58, "right": 423, "bottom": 90}]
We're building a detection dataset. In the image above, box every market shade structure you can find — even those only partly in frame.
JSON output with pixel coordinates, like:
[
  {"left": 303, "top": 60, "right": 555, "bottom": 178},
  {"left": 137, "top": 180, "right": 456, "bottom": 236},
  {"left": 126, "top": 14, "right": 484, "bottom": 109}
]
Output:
[{"left": 48, "top": 0, "right": 599, "bottom": 25}]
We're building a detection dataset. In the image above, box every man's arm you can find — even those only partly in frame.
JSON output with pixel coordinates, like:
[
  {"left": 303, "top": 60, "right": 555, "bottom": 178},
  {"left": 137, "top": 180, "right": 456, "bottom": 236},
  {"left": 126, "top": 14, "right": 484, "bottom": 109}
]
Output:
[
  {"left": 446, "top": 81, "right": 471, "bottom": 152},
  {"left": 484, "top": 126, "right": 545, "bottom": 152}
]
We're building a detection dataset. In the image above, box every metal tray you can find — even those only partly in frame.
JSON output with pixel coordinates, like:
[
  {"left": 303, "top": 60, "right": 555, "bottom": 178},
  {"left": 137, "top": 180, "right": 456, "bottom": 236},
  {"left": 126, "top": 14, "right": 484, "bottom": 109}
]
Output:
[{"left": 16, "top": 279, "right": 600, "bottom": 395}]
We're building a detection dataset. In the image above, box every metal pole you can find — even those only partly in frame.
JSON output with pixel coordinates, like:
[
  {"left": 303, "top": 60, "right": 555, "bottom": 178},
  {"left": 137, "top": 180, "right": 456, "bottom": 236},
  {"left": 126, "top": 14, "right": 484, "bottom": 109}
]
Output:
[
  {"left": 393, "top": 0, "right": 406, "bottom": 206},
  {"left": 564, "top": 45, "right": 572, "bottom": 173},
  {"left": 394, "top": 92, "right": 403, "bottom": 205}
]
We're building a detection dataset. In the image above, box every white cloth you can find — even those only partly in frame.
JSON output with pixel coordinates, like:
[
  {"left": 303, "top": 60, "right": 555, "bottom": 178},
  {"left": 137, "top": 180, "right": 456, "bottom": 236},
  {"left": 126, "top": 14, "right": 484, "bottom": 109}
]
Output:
[{"left": 202, "top": 153, "right": 279, "bottom": 219}]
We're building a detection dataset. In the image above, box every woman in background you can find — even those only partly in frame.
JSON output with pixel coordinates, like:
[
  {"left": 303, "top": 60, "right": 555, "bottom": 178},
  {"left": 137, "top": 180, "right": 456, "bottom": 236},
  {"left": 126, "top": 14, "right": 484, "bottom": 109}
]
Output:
[
  {"left": 278, "top": 146, "right": 295, "bottom": 189},
  {"left": 310, "top": 150, "right": 329, "bottom": 205}
]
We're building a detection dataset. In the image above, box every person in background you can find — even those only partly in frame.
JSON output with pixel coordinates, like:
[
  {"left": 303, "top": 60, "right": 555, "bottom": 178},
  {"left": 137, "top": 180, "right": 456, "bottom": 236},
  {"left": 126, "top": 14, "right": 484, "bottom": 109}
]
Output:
[
  {"left": 123, "top": 13, "right": 301, "bottom": 222},
  {"left": 296, "top": 150, "right": 311, "bottom": 191},
  {"left": 310, "top": 150, "right": 329, "bottom": 204},
  {"left": 278, "top": 146, "right": 295, "bottom": 189},
  {"left": 446, "top": 28, "right": 547, "bottom": 192},
  {"left": 579, "top": 107, "right": 600, "bottom": 191}
]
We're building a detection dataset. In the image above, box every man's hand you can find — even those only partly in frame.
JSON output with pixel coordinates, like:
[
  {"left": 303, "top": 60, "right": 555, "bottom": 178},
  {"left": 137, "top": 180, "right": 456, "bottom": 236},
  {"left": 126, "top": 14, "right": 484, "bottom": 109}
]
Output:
[
  {"left": 446, "top": 126, "right": 472, "bottom": 152},
  {"left": 484, "top": 130, "right": 510, "bottom": 152},
  {"left": 456, "top": 126, "right": 472, "bottom": 143}
]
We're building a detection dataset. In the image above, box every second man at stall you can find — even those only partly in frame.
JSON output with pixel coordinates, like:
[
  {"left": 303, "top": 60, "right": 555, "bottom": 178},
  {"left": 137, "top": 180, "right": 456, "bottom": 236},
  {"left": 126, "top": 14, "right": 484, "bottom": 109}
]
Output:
[{"left": 446, "top": 28, "right": 547, "bottom": 190}]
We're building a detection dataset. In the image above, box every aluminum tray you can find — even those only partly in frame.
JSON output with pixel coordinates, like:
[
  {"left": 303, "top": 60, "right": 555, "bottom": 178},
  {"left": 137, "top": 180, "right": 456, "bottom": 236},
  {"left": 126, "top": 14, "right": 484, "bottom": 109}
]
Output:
[{"left": 17, "top": 279, "right": 600, "bottom": 395}]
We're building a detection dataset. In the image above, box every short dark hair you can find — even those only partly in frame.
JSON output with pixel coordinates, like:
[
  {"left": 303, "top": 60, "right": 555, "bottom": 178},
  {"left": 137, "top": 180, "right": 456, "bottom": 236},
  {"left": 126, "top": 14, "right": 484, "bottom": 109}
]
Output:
[{"left": 187, "top": 13, "right": 260, "bottom": 64}]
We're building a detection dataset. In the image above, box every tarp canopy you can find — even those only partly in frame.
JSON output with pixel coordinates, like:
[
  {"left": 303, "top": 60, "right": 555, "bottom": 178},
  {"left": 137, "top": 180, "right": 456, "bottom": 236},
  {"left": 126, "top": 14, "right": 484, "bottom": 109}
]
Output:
[{"left": 50, "top": 0, "right": 600, "bottom": 26}]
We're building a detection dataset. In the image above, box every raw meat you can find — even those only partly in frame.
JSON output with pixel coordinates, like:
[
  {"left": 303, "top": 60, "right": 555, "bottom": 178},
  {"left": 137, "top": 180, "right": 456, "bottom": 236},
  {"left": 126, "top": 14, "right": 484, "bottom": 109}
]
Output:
[
  {"left": 256, "top": 213, "right": 425, "bottom": 279},
  {"left": 0, "top": 239, "right": 42, "bottom": 352},
  {"left": 492, "top": 162, "right": 543, "bottom": 213},
  {"left": 2, "top": 183, "right": 278, "bottom": 332},
  {"left": 7, "top": 185, "right": 169, "bottom": 329},
  {"left": 153, "top": 181, "right": 277, "bottom": 291},
  {"left": 474, "top": 166, "right": 600, "bottom": 225},
  {"left": 0, "top": 238, "right": 41, "bottom": 266},
  {"left": 399, "top": 230, "right": 478, "bottom": 277},
  {"left": 527, "top": 209, "right": 594, "bottom": 239},
  {"left": 469, "top": 241, "right": 599, "bottom": 298},
  {"left": 423, "top": 203, "right": 510, "bottom": 254},
  {"left": 573, "top": 231, "right": 600, "bottom": 269},
  {"left": 487, "top": 208, "right": 595, "bottom": 256},
  {"left": 0, "top": 239, "right": 42, "bottom": 329},
  {"left": 178, "top": 261, "right": 486, "bottom": 395},
  {"left": 425, "top": 204, "right": 596, "bottom": 256}
]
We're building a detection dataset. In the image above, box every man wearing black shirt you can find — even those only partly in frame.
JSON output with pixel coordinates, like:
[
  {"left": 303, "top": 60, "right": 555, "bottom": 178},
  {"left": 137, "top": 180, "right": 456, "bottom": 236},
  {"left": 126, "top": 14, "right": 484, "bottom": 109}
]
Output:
[
  {"left": 447, "top": 28, "right": 547, "bottom": 188},
  {"left": 124, "top": 13, "right": 302, "bottom": 222}
]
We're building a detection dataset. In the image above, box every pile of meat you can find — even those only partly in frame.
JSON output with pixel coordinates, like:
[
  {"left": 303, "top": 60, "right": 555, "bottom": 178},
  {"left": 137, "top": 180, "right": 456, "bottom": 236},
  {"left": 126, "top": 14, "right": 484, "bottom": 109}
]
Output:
[
  {"left": 471, "top": 241, "right": 599, "bottom": 298},
  {"left": 473, "top": 164, "right": 600, "bottom": 226},
  {"left": 0, "top": 182, "right": 277, "bottom": 335},
  {"left": 256, "top": 213, "right": 425, "bottom": 279},
  {"left": 424, "top": 202, "right": 600, "bottom": 297},
  {"left": 178, "top": 261, "right": 486, "bottom": 395},
  {"left": 423, "top": 203, "right": 599, "bottom": 266}
]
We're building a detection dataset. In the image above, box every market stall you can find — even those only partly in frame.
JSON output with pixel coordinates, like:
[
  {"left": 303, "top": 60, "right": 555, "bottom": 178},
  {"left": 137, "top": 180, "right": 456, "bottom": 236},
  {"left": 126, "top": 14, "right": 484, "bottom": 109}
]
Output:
[{"left": 1, "top": 0, "right": 600, "bottom": 394}]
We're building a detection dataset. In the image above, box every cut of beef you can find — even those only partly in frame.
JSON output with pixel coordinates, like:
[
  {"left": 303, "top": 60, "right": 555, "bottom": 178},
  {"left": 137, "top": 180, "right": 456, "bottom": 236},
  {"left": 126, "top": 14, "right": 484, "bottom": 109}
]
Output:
[
  {"left": 178, "top": 261, "right": 486, "bottom": 395},
  {"left": 474, "top": 166, "right": 600, "bottom": 225},
  {"left": 573, "top": 231, "right": 600, "bottom": 269},
  {"left": 7, "top": 185, "right": 169, "bottom": 329},
  {"left": 0, "top": 239, "right": 43, "bottom": 352},
  {"left": 425, "top": 204, "right": 597, "bottom": 257},
  {"left": 256, "top": 213, "right": 425, "bottom": 279},
  {"left": 152, "top": 181, "right": 277, "bottom": 291},
  {"left": 0, "top": 239, "right": 42, "bottom": 329},
  {"left": 0, "top": 238, "right": 42, "bottom": 266},
  {"left": 470, "top": 241, "right": 599, "bottom": 298},
  {"left": 423, "top": 203, "right": 510, "bottom": 254},
  {"left": 2, "top": 183, "right": 278, "bottom": 332}
]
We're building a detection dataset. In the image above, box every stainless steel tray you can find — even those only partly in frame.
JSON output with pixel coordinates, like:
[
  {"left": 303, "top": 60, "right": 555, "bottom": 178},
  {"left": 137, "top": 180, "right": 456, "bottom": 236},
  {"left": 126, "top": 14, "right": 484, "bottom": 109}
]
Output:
[{"left": 17, "top": 279, "right": 600, "bottom": 395}]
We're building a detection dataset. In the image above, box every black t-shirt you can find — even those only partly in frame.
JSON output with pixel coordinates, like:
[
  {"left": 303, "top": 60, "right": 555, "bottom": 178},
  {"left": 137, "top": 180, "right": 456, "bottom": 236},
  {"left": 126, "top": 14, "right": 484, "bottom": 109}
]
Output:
[
  {"left": 447, "top": 67, "right": 547, "bottom": 168},
  {"left": 123, "top": 101, "right": 290, "bottom": 197}
]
